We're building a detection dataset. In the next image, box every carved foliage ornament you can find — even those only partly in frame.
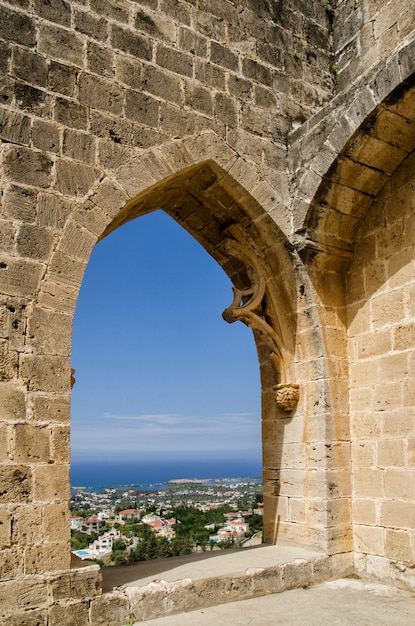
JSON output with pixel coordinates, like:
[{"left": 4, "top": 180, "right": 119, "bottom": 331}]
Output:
[
  {"left": 221, "top": 237, "right": 299, "bottom": 414},
  {"left": 273, "top": 383, "right": 300, "bottom": 412}
]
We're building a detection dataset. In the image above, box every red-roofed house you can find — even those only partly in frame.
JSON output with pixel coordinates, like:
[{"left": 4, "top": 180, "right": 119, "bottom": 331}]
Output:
[{"left": 117, "top": 509, "right": 141, "bottom": 522}]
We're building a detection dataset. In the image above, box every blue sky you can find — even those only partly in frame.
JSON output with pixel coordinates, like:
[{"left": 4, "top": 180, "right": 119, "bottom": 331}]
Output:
[{"left": 70, "top": 210, "right": 261, "bottom": 464}]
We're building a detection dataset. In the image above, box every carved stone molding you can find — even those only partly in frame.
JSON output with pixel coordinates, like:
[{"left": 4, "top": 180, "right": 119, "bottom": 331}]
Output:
[
  {"left": 221, "top": 237, "right": 285, "bottom": 372},
  {"left": 273, "top": 383, "right": 300, "bottom": 413},
  {"left": 221, "top": 234, "right": 299, "bottom": 413}
]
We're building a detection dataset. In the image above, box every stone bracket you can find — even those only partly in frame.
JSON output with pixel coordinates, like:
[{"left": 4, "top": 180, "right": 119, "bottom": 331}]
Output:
[{"left": 273, "top": 383, "right": 300, "bottom": 413}]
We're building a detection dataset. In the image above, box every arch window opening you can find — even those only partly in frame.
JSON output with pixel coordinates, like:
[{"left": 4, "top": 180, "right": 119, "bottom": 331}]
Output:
[{"left": 70, "top": 209, "right": 263, "bottom": 566}]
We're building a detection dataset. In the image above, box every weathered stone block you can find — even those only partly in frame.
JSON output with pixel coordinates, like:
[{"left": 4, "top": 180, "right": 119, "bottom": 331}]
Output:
[
  {"left": 47, "top": 250, "right": 86, "bottom": 289},
  {"left": 90, "top": 591, "right": 130, "bottom": 626},
  {"left": 48, "top": 61, "right": 78, "bottom": 97},
  {"left": 2, "top": 608, "right": 47, "bottom": 625},
  {"left": 38, "top": 24, "right": 84, "bottom": 67},
  {"left": 32, "top": 462, "right": 69, "bottom": 502},
  {"left": 2, "top": 146, "right": 52, "bottom": 188},
  {"left": 49, "top": 565, "right": 101, "bottom": 601},
  {"left": 354, "top": 524, "right": 385, "bottom": 555},
  {"left": 33, "top": 0, "right": 71, "bottom": 27},
  {"left": 12, "top": 424, "right": 50, "bottom": 463},
  {"left": 0, "top": 75, "right": 14, "bottom": 107},
  {"left": 195, "top": 8, "right": 226, "bottom": 41},
  {"left": 114, "top": 55, "right": 143, "bottom": 90},
  {"left": 376, "top": 439, "right": 405, "bottom": 467},
  {"left": 281, "top": 559, "right": 313, "bottom": 590},
  {"left": 10, "top": 504, "right": 42, "bottom": 546},
  {"left": 351, "top": 442, "right": 375, "bottom": 468},
  {"left": 156, "top": 44, "right": 193, "bottom": 77},
  {"left": 0, "top": 382, "right": 25, "bottom": 421},
  {"left": 88, "top": 178, "right": 129, "bottom": 217},
  {"left": 37, "top": 193, "right": 73, "bottom": 230},
  {"left": 0, "top": 6, "right": 36, "bottom": 46},
  {"left": 14, "top": 82, "right": 52, "bottom": 118},
  {"left": 0, "top": 220, "right": 15, "bottom": 257},
  {"left": 352, "top": 497, "right": 377, "bottom": 526},
  {"left": 0, "top": 465, "right": 31, "bottom": 503},
  {"left": 184, "top": 82, "right": 213, "bottom": 116},
  {"left": 78, "top": 73, "right": 124, "bottom": 115},
  {"left": 58, "top": 220, "right": 96, "bottom": 261},
  {"left": 42, "top": 503, "right": 70, "bottom": 543},
  {"left": 241, "top": 102, "right": 268, "bottom": 135},
  {"left": 111, "top": 24, "right": 152, "bottom": 61},
  {"left": 385, "top": 528, "right": 412, "bottom": 561},
  {"left": 125, "top": 90, "right": 160, "bottom": 127},
  {"left": 384, "top": 469, "right": 415, "bottom": 500},
  {"left": 89, "top": 109, "right": 132, "bottom": 145},
  {"left": 179, "top": 27, "right": 208, "bottom": 57},
  {"left": 11, "top": 47, "right": 48, "bottom": 87},
  {"left": 48, "top": 601, "right": 90, "bottom": 626},
  {"left": 160, "top": 0, "right": 191, "bottom": 26},
  {"left": 0, "top": 578, "right": 48, "bottom": 615},
  {"left": 54, "top": 160, "right": 99, "bottom": 197},
  {"left": 16, "top": 224, "right": 55, "bottom": 262},
  {"left": 0, "top": 302, "right": 28, "bottom": 352},
  {"left": 24, "top": 543, "right": 70, "bottom": 575},
  {"left": 75, "top": 8, "right": 108, "bottom": 41},
  {"left": 62, "top": 129, "right": 95, "bottom": 163},
  {"left": 91, "top": 0, "right": 129, "bottom": 23},
  {"left": 0, "top": 341, "right": 18, "bottom": 381},
  {"left": 0, "top": 545, "right": 24, "bottom": 581},
  {"left": 54, "top": 97, "right": 88, "bottom": 130},
  {"left": 74, "top": 203, "right": 108, "bottom": 238},
  {"left": 20, "top": 355, "right": 71, "bottom": 393},
  {"left": 50, "top": 425, "right": 70, "bottom": 462},
  {"left": 31, "top": 120, "right": 61, "bottom": 154},
  {"left": 0, "top": 40, "right": 9, "bottom": 74},
  {"left": 210, "top": 41, "right": 238, "bottom": 71},
  {"left": 0, "top": 422, "right": 11, "bottom": 460},
  {"left": 214, "top": 92, "right": 237, "bottom": 127},
  {"left": 142, "top": 64, "right": 182, "bottom": 104},
  {"left": 242, "top": 58, "right": 272, "bottom": 86},
  {"left": 32, "top": 394, "right": 70, "bottom": 424},
  {"left": 380, "top": 500, "right": 415, "bottom": 530},
  {"left": 87, "top": 41, "right": 114, "bottom": 78},
  {"left": 27, "top": 307, "right": 71, "bottom": 356},
  {"left": 0, "top": 107, "right": 30, "bottom": 146},
  {"left": 195, "top": 60, "right": 226, "bottom": 90},
  {"left": 135, "top": 6, "right": 177, "bottom": 41}
]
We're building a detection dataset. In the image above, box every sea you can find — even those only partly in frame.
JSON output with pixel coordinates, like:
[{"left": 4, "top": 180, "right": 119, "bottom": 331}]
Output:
[{"left": 70, "top": 458, "right": 262, "bottom": 491}]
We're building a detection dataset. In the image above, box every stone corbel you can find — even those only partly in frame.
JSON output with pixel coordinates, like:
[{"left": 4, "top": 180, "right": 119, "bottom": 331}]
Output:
[
  {"left": 273, "top": 382, "right": 300, "bottom": 412},
  {"left": 221, "top": 237, "right": 299, "bottom": 414}
]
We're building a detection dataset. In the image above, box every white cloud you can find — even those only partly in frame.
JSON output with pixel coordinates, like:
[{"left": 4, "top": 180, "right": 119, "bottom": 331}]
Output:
[
  {"left": 103, "top": 412, "right": 182, "bottom": 425},
  {"left": 71, "top": 410, "right": 261, "bottom": 459}
]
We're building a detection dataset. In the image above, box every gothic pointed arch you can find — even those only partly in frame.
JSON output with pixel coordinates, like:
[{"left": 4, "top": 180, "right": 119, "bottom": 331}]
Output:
[
  {"left": 288, "top": 37, "right": 415, "bottom": 265},
  {"left": 40, "top": 133, "right": 298, "bottom": 407}
]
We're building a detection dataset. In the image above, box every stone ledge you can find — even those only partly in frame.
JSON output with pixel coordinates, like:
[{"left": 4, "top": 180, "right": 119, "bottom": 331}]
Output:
[{"left": 90, "top": 543, "right": 354, "bottom": 624}]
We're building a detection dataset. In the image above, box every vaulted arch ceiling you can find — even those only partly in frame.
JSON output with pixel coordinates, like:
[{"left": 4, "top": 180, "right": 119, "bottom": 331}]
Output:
[{"left": 300, "top": 74, "right": 415, "bottom": 267}]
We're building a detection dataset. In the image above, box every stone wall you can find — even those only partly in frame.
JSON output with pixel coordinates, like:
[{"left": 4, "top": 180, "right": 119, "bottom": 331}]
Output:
[
  {"left": 0, "top": 0, "right": 415, "bottom": 623},
  {"left": 0, "top": 0, "right": 334, "bottom": 585},
  {"left": 347, "top": 150, "right": 415, "bottom": 587},
  {"left": 333, "top": 0, "right": 414, "bottom": 91}
]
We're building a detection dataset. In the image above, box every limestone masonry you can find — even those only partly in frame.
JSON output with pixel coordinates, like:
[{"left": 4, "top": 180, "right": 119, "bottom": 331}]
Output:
[{"left": 0, "top": 0, "right": 415, "bottom": 623}]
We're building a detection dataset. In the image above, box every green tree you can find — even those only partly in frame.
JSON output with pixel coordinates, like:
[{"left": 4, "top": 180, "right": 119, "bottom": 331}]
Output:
[
  {"left": 71, "top": 530, "right": 98, "bottom": 551},
  {"left": 111, "top": 538, "right": 128, "bottom": 565}
]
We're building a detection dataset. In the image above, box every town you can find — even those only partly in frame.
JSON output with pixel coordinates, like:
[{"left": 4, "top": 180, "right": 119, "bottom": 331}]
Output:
[{"left": 71, "top": 477, "right": 263, "bottom": 566}]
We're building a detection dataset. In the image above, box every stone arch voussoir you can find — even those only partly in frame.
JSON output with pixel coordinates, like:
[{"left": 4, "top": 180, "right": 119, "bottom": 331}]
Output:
[{"left": 289, "top": 36, "right": 415, "bottom": 265}]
